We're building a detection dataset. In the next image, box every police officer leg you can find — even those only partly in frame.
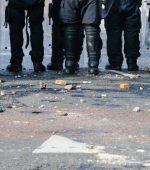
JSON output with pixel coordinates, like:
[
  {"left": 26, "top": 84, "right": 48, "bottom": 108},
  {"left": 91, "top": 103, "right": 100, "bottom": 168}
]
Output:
[
  {"left": 85, "top": 25, "right": 101, "bottom": 75},
  {"left": 7, "top": 5, "right": 25, "bottom": 72},
  {"left": 28, "top": 3, "right": 45, "bottom": 72},
  {"left": 47, "top": 0, "right": 64, "bottom": 71},
  {"left": 64, "top": 24, "right": 79, "bottom": 74},
  {"left": 47, "top": 21, "right": 64, "bottom": 71},
  {"left": 124, "top": 7, "right": 141, "bottom": 71},
  {"left": 105, "top": 6, "right": 123, "bottom": 71}
]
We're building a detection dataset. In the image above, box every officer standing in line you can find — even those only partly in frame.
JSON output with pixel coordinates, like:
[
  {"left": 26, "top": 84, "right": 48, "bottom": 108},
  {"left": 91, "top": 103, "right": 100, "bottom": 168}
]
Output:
[
  {"left": 47, "top": 0, "right": 85, "bottom": 71},
  {"left": 60, "top": 0, "right": 102, "bottom": 75},
  {"left": 105, "top": 0, "right": 142, "bottom": 71},
  {"left": 6, "top": 0, "right": 46, "bottom": 72},
  {"left": 47, "top": 0, "right": 64, "bottom": 71}
]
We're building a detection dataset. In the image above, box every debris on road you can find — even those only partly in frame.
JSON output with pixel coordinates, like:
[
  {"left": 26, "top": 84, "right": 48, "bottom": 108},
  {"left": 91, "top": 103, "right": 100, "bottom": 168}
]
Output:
[
  {"left": 40, "top": 81, "right": 47, "bottom": 90},
  {"left": 119, "top": 84, "right": 130, "bottom": 89},
  {"left": 55, "top": 80, "right": 67, "bottom": 86},
  {"left": 82, "top": 81, "right": 92, "bottom": 84},
  {"left": 0, "top": 91, "right": 5, "bottom": 96},
  {"left": 56, "top": 110, "right": 69, "bottom": 116},
  {"left": 101, "top": 94, "right": 107, "bottom": 98},
  {"left": 0, "top": 79, "right": 5, "bottom": 83},
  {"left": 64, "top": 84, "right": 76, "bottom": 90},
  {"left": 109, "top": 70, "right": 140, "bottom": 79},
  {"left": 80, "top": 99, "right": 86, "bottom": 103},
  {"left": 133, "top": 107, "right": 141, "bottom": 112}
]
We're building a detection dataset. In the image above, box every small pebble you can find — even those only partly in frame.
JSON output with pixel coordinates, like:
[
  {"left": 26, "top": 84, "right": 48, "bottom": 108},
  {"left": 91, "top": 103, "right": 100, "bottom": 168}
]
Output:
[{"left": 133, "top": 107, "right": 140, "bottom": 112}]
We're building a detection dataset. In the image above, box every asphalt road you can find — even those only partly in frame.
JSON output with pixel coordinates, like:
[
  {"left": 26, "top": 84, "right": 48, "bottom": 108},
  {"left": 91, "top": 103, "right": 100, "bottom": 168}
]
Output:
[{"left": 0, "top": 69, "right": 150, "bottom": 170}]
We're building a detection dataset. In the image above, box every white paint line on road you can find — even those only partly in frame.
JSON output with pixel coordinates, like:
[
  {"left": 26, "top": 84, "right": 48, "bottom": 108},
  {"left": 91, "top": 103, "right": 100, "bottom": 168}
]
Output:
[{"left": 32, "top": 135, "right": 105, "bottom": 154}]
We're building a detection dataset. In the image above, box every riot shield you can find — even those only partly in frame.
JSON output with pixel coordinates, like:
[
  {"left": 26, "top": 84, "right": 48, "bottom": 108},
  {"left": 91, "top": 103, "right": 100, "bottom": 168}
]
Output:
[{"left": 141, "top": 0, "right": 150, "bottom": 49}]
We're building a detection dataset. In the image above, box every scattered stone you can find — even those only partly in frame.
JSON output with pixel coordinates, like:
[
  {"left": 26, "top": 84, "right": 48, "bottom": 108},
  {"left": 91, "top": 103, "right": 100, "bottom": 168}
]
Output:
[
  {"left": 136, "top": 149, "right": 145, "bottom": 153},
  {"left": 64, "top": 84, "right": 76, "bottom": 90},
  {"left": 80, "top": 99, "right": 86, "bottom": 103},
  {"left": 12, "top": 105, "right": 17, "bottom": 108},
  {"left": 82, "top": 81, "right": 91, "bottom": 84},
  {"left": 55, "top": 80, "right": 67, "bottom": 86},
  {"left": 39, "top": 105, "right": 45, "bottom": 109},
  {"left": 0, "top": 80, "right": 5, "bottom": 83},
  {"left": 11, "top": 91, "right": 16, "bottom": 95},
  {"left": 133, "top": 107, "right": 140, "bottom": 112},
  {"left": 101, "top": 94, "right": 107, "bottom": 97},
  {"left": 59, "top": 112, "right": 68, "bottom": 116},
  {"left": 140, "top": 87, "right": 144, "bottom": 91},
  {"left": 119, "top": 84, "right": 130, "bottom": 89},
  {"left": 0, "top": 91, "right": 5, "bottom": 96},
  {"left": 86, "top": 145, "right": 95, "bottom": 150},
  {"left": 40, "top": 82, "right": 47, "bottom": 90}
]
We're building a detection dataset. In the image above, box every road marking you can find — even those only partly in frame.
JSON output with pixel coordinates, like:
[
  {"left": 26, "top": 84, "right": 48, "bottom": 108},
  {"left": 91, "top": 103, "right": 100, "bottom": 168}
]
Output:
[{"left": 33, "top": 135, "right": 105, "bottom": 154}]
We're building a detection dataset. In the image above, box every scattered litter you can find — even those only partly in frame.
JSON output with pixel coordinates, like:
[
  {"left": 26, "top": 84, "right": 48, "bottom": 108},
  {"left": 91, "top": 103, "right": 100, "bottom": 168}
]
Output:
[
  {"left": 82, "top": 81, "right": 91, "bottom": 84},
  {"left": 55, "top": 80, "right": 67, "bottom": 86},
  {"left": 12, "top": 105, "right": 17, "bottom": 108},
  {"left": 136, "top": 149, "right": 145, "bottom": 153},
  {"left": 86, "top": 145, "right": 95, "bottom": 150},
  {"left": 109, "top": 70, "right": 140, "bottom": 79},
  {"left": 133, "top": 107, "right": 140, "bottom": 112},
  {"left": 64, "top": 84, "right": 76, "bottom": 90},
  {"left": 119, "top": 84, "right": 130, "bottom": 89},
  {"left": 11, "top": 91, "right": 16, "bottom": 95},
  {"left": 140, "top": 87, "right": 144, "bottom": 91},
  {"left": 40, "top": 82, "right": 47, "bottom": 90},
  {"left": 56, "top": 110, "right": 68, "bottom": 116},
  {"left": 0, "top": 91, "right": 5, "bottom": 96},
  {"left": 39, "top": 105, "right": 45, "bottom": 109},
  {"left": 59, "top": 112, "right": 68, "bottom": 116},
  {"left": 80, "top": 99, "right": 86, "bottom": 103},
  {"left": 0, "top": 80, "right": 5, "bottom": 83},
  {"left": 101, "top": 94, "right": 107, "bottom": 97}
]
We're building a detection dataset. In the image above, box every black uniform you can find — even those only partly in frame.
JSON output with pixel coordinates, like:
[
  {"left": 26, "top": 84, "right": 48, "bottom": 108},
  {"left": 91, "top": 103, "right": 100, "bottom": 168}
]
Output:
[
  {"left": 7, "top": 0, "right": 45, "bottom": 72},
  {"left": 60, "top": 0, "right": 102, "bottom": 75},
  {"left": 105, "top": 0, "right": 142, "bottom": 71},
  {"left": 47, "top": 0, "right": 64, "bottom": 71},
  {"left": 47, "top": 0, "right": 84, "bottom": 71}
]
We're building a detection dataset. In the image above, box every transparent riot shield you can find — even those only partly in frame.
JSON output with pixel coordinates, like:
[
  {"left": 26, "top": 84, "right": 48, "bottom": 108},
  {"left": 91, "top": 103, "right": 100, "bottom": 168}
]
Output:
[{"left": 141, "top": 0, "right": 150, "bottom": 49}]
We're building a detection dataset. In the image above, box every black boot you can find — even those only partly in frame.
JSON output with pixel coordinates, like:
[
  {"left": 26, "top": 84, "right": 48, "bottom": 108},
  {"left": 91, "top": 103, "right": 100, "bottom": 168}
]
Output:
[
  {"left": 7, "top": 64, "right": 22, "bottom": 72},
  {"left": 105, "top": 64, "right": 122, "bottom": 71},
  {"left": 64, "top": 25, "right": 79, "bottom": 74},
  {"left": 33, "top": 63, "right": 46, "bottom": 72},
  {"left": 127, "top": 58, "right": 139, "bottom": 71},
  {"left": 47, "top": 63, "right": 63, "bottom": 71},
  {"left": 85, "top": 25, "right": 102, "bottom": 75}
]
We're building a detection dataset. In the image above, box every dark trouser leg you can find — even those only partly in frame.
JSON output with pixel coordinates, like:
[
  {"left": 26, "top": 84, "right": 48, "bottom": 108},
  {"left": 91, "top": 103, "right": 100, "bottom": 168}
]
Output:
[
  {"left": 105, "top": 7, "right": 123, "bottom": 70},
  {"left": 28, "top": 3, "right": 45, "bottom": 72},
  {"left": 85, "top": 25, "right": 102, "bottom": 75},
  {"left": 7, "top": 5, "right": 25, "bottom": 72},
  {"left": 106, "top": 29, "right": 123, "bottom": 70},
  {"left": 64, "top": 24, "right": 79, "bottom": 74},
  {"left": 75, "top": 25, "right": 84, "bottom": 70},
  {"left": 124, "top": 7, "right": 141, "bottom": 71},
  {"left": 47, "top": 21, "right": 64, "bottom": 70}
]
